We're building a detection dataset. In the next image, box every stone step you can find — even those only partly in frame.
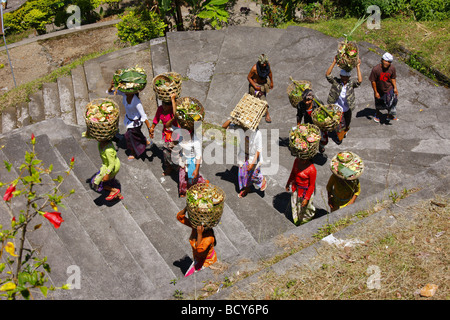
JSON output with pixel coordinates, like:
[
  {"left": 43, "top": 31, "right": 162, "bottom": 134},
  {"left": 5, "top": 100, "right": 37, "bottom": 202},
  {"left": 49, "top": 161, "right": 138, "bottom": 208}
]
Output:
[
  {"left": 28, "top": 90, "right": 46, "bottom": 124},
  {"left": 0, "top": 134, "right": 115, "bottom": 299},
  {"left": 150, "top": 37, "right": 171, "bottom": 77},
  {"left": 57, "top": 75, "right": 77, "bottom": 126},
  {"left": 71, "top": 129, "right": 192, "bottom": 280},
  {"left": 71, "top": 64, "right": 90, "bottom": 126},
  {"left": 36, "top": 133, "right": 157, "bottom": 299},
  {"left": 15, "top": 101, "right": 32, "bottom": 128},
  {"left": 1, "top": 106, "right": 17, "bottom": 134},
  {"left": 42, "top": 82, "right": 61, "bottom": 120}
]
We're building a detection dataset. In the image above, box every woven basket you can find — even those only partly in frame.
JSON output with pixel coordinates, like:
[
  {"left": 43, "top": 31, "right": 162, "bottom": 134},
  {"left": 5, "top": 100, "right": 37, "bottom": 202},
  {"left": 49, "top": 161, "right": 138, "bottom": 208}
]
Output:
[
  {"left": 84, "top": 98, "right": 120, "bottom": 142},
  {"left": 175, "top": 97, "right": 205, "bottom": 132},
  {"left": 152, "top": 72, "right": 182, "bottom": 102},
  {"left": 311, "top": 104, "right": 343, "bottom": 132},
  {"left": 288, "top": 123, "right": 321, "bottom": 159},
  {"left": 330, "top": 151, "right": 364, "bottom": 181},
  {"left": 336, "top": 41, "right": 359, "bottom": 72},
  {"left": 113, "top": 68, "right": 147, "bottom": 94},
  {"left": 230, "top": 93, "right": 268, "bottom": 130},
  {"left": 186, "top": 183, "right": 226, "bottom": 229},
  {"left": 287, "top": 80, "right": 312, "bottom": 108}
]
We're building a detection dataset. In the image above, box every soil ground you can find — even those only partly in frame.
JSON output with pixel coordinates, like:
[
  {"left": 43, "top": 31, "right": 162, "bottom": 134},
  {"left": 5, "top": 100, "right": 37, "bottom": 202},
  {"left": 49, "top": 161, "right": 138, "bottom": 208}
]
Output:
[{"left": 0, "top": 0, "right": 258, "bottom": 94}]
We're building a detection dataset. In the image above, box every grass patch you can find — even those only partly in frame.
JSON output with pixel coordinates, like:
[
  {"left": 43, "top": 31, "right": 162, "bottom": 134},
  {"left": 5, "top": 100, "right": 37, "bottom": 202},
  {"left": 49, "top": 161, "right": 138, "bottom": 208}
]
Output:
[
  {"left": 228, "top": 194, "right": 449, "bottom": 300},
  {"left": 281, "top": 18, "right": 450, "bottom": 83},
  {"left": 0, "top": 48, "right": 118, "bottom": 112}
]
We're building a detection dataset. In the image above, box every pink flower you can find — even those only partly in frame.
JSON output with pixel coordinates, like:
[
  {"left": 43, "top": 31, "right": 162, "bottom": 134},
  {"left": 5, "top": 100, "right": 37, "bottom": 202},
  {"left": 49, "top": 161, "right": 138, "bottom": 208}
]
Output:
[
  {"left": 3, "top": 184, "right": 16, "bottom": 202},
  {"left": 307, "top": 136, "right": 316, "bottom": 143},
  {"left": 43, "top": 212, "right": 64, "bottom": 229}
]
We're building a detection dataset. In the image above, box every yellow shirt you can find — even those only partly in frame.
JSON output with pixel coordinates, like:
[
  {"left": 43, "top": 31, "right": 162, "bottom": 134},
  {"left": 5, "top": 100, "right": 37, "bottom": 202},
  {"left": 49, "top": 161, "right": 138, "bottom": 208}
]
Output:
[{"left": 327, "top": 175, "right": 360, "bottom": 208}]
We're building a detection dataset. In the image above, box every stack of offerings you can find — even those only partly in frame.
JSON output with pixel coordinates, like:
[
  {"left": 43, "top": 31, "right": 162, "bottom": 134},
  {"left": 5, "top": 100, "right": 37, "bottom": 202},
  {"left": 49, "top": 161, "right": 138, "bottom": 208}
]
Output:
[
  {"left": 289, "top": 123, "right": 321, "bottom": 159},
  {"left": 335, "top": 16, "right": 366, "bottom": 72},
  {"left": 286, "top": 78, "right": 312, "bottom": 108},
  {"left": 113, "top": 66, "right": 147, "bottom": 94},
  {"left": 336, "top": 40, "right": 359, "bottom": 72},
  {"left": 175, "top": 97, "right": 205, "bottom": 132},
  {"left": 186, "top": 183, "right": 226, "bottom": 229},
  {"left": 330, "top": 151, "right": 364, "bottom": 180},
  {"left": 84, "top": 98, "right": 120, "bottom": 141},
  {"left": 311, "top": 104, "right": 343, "bottom": 132},
  {"left": 230, "top": 93, "right": 268, "bottom": 130},
  {"left": 152, "top": 72, "right": 182, "bottom": 102}
]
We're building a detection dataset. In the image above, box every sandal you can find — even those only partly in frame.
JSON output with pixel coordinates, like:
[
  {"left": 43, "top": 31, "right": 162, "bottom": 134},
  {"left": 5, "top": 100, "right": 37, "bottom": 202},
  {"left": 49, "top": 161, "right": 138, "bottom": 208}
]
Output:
[
  {"left": 238, "top": 189, "right": 248, "bottom": 198},
  {"left": 260, "top": 177, "right": 267, "bottom": 192},
  {"left": 106, "top": 189, "right": 120, "bottom": 201}
]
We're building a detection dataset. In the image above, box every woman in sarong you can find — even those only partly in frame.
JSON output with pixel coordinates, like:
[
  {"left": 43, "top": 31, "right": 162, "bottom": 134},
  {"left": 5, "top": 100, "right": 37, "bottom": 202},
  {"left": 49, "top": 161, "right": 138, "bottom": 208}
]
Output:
[
  {"left": 326, "top": 174, "right": 360, "bottom": 212},
  {"left": 176, "top": 207, "right": 217, "bottom": 277},
  {"left": 92, "top": 139, "right": 123, "bottom": 201},
  {"left": 108, "top": 80, "right": 151, "bottom": 160},
  {"left": 285, "top": 157, "right": 316, "bottom": 225},
  {"left": 149, "top": 93, "right": 179, "bottom": 175}
]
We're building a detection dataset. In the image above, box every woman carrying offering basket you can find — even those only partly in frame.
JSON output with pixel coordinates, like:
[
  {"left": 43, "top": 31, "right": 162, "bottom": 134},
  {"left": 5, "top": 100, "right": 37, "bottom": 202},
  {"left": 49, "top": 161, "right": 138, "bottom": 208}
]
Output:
[
  {"left": 171, "top": 95, "right": 207, "bottom": 197},
  {"left": 149, "top": 93, "right": 180, "bottom": 176},
  {"left": 325, "top": 55, "right": 362, "bottom": 143},
  {"left": 92, "top": 139, "right": 123, "bottom": 201},
  {"left": 285, "top": 157, "right": 317, "bottom": 225},
  {"left": 296, "top": 89, "right": 328, "bottom": 154},
  {"left": 176, "top": 207, "right": 217, "bottom": 277},
  {"left": 327, "top": 151, "right": 364, "bottom": 212},
  {"left": 108, "top": 75, "right": 151, "bottom": 161}
]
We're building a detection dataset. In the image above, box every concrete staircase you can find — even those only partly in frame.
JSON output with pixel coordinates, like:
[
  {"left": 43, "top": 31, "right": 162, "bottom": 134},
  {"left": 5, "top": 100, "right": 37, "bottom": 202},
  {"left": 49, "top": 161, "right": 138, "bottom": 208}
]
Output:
[{"left": 0, "top": 26, "right": 449, "bottom": 300}]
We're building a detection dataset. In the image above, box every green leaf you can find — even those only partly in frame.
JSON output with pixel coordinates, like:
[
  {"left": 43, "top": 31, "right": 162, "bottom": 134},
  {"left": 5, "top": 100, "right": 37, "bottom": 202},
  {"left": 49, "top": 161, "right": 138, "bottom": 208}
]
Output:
[
  {"left": 198, "top": 10, "right": 216, "bottom": 19},
  {"left": 208, "top": 0, "right": 228, "bottom": 5},
  {"left": 3, "top": 161, "right": 12, "bottom": 172},
  {"left": 40, "top": 286, "right": 48, "bottom": 297}
]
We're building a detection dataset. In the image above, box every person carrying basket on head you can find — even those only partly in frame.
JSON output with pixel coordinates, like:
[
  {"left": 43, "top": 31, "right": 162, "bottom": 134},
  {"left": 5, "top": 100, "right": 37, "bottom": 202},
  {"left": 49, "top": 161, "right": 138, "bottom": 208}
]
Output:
[
  {"left": 176, "top": 207, "right": 217, "bottom": 277},
  {"left": 248, "top": 54, "right": 274, "bottom": 123},
  {"left": 92, "top": 138, "right": 123, "bottom": 201},
  {"left": 325, "top": 55, "right": 362, "bottom": 143},
  {"left": 108, "top": 79, "right": 152, "bottom": 161}
]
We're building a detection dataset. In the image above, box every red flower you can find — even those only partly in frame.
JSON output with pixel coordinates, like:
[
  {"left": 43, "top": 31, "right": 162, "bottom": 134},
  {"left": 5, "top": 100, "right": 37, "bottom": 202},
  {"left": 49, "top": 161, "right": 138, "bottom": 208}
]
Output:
[
  {"left": 31, "top": 133, "right": 36, "bottom": 145},
  {"left": 3, "top": 184, "right": 16, "bottom": 202},
  {"left": 70, "top": 157, "right": 75, "bottom": 163},
  {"left": 43, "top": 212, "right": 64, "bottom": 229}
]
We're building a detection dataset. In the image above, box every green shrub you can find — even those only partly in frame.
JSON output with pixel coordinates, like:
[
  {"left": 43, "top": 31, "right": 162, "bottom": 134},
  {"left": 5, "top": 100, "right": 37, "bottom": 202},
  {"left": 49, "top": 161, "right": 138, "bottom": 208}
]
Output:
[
  {"left": 410, "top": 0, "right": 450, "bottom": 20},
  {"left": 116, "top": 10, "right": 167, "bottom": 46}
]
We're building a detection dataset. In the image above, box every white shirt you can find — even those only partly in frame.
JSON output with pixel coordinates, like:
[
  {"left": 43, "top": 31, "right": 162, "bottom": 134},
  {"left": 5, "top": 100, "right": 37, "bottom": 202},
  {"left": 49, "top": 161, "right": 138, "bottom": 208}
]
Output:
[
  {"left": 336, "top": 84, "right": 350, "bottom": 112},
  {"left": 237, "top": 129, "right": 263, "bottom": 166},
  {"left": 178, "top": 132, "right": 202, "bottom": 168},
  {"left": 107, "top": 90, "right": 147, "bottom": 129}
]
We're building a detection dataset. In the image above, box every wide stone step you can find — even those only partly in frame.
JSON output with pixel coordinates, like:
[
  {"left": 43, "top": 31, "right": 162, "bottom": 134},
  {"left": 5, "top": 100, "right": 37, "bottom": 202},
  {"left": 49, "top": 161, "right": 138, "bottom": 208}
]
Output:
[{"left": 0, "top": 134, "right": 120, "bottom": 299}]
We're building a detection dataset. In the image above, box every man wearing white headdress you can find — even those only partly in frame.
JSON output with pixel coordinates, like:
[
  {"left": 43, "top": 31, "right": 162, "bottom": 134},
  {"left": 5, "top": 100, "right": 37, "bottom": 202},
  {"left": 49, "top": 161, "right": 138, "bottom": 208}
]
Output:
[{"left": 369, "top": 52, "right": 399, "bottom": 123}]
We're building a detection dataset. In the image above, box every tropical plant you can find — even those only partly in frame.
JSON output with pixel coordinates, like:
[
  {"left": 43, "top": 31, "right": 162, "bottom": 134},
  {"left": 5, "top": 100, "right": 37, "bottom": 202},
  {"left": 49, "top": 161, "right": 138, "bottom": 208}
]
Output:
[
  {"left": 0, "top": 134, "right": 74, "bottom": 299},
  {"left": 116, "top": 9, "right": 166, "bottom": 45}
]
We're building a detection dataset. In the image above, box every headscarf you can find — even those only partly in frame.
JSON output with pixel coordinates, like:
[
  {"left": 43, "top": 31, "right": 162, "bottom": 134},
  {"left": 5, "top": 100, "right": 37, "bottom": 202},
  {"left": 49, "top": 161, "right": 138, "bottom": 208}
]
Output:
[
  {"left": 302, "top": 89, "right": 314, "bottom": 101},
  {"left": 382, "top": 52, "right": 393, "bottom": 62},
  {"left": 256, "top": 54, "right": 270, "bottom": 79}
]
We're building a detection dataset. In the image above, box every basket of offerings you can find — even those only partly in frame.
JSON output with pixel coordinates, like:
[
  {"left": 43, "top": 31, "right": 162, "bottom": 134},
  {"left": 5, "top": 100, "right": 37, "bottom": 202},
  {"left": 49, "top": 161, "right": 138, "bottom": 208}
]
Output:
[
  {"left": 152, "top": 72, "right": 182, "bottom": 102},
  {"left": 311, "top": 104, "right": 343, "bottom": 132},
  {"left": 336, "top": 40, "right": 359, "bottom": 72},
  {"left": 84, "top": 98, "right": 120, "bottom": 141},
  {"left": 186, "top": 183, "right": 226, "bottom": 229},
  {"left": 175, "top": 97, "right": 205, "bottom": 131},
  {"left": 230, "top": 93, "right": 268, "bottom": 130},
  {"left": 113, "top": 66, "right": 147, "bottom": 94},
  {"left": 288, "top": 124, "right": 321, "bottom": 159},
  {"left": 330, "top": 151, "right": 364, "bottom": 181},
  {"left": 287, "top": 78, "right": 312, "bottom": 108}
]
